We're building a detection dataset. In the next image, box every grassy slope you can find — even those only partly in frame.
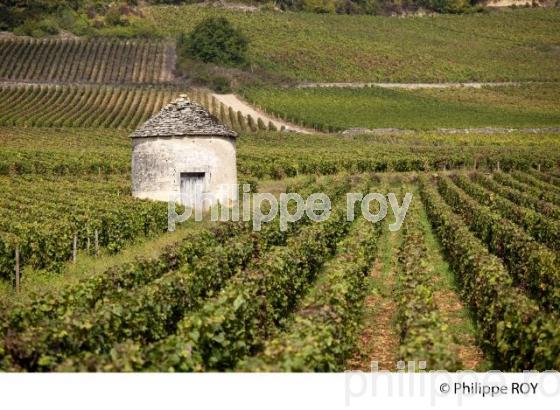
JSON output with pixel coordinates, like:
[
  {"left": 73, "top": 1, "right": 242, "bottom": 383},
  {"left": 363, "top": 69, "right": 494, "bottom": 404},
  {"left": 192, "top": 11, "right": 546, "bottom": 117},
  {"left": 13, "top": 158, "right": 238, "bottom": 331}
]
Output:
[
  {"left": 109, "top": 7, "right": 560, "bottom": 83},
  {"left": 242, "top": 84, "right": 560, "bottom": 130}
]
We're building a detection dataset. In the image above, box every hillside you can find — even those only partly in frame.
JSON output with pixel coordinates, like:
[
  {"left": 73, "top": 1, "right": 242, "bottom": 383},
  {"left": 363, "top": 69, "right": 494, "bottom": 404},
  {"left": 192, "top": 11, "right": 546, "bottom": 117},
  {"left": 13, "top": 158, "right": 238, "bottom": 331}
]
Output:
[
  {"left": 112, "top": 6, "right": 560, "bottom": 83},
  {"left": 0, "top": 84, "right": 182, "bottom": 128},
  {"left": 242, "top": 83, "right": 560, "bottom": 130},
  {"left": 0, "top": 38, "right": 175, "bottom": 84}
]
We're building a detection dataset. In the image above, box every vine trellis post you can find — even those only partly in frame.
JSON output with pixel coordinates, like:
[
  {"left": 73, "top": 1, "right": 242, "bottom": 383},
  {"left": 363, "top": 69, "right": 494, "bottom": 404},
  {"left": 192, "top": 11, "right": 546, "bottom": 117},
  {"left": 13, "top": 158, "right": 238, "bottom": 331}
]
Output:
[{"left": 15, "top": 246, "right": 20, "bottom": 293}]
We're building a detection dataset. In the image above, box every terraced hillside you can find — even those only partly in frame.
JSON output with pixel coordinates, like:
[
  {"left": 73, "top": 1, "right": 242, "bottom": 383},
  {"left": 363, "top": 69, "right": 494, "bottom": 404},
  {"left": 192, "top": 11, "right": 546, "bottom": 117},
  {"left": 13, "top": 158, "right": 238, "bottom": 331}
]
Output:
[{"left": 0, "top": 38, "right": 175, "bottom": 84}]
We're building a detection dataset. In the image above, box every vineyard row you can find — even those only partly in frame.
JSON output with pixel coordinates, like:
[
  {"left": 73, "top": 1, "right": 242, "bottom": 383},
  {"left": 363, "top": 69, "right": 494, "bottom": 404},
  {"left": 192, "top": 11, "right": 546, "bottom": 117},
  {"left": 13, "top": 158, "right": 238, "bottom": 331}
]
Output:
[
  {"left": 0, "top": 175, "right": 169, "bottom": 281},
  {"left": 0, "top": 177, "right": 351, "bottom": 371},
  {"left": 0, "top": 84, "right": 183, "bottom": 129},
  {"left": 0, "top": 38, "right": 174, "bottom": 84},
  {"left": 419, "top": 176, "right": 559, "bottom": 370}
]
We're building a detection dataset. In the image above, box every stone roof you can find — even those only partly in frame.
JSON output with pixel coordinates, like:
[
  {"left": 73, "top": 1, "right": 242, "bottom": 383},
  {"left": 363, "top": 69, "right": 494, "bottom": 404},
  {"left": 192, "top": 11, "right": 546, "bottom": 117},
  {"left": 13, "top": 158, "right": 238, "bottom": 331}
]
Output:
[{"left": 131, "top": 95, "right": 237, "bottom": 138}]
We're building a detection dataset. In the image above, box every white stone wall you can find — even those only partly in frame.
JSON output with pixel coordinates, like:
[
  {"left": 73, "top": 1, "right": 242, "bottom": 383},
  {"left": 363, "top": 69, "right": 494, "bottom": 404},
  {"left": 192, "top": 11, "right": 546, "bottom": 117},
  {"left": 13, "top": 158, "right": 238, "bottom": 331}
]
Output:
[{"left": 131, "top": 135, "right": 237, "bottom": 206}]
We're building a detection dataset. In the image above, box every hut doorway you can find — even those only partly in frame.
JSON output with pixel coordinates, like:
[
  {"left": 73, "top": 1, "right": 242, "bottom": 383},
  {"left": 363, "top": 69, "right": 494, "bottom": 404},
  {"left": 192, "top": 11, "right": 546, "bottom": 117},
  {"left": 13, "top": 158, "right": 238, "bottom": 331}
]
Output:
[{"left": 180, "top": 172, "right": 205, "bottom": 208}]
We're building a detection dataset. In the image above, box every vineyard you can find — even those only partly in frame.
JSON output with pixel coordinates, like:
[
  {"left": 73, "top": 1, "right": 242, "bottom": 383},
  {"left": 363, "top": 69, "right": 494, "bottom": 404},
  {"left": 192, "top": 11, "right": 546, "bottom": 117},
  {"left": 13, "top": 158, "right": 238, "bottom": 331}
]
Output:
[
  {"left": 0, "top": 175, "right": 169, "bottom": 281},
  {"left": 0, "top": 84, "right": 183, "bottom": 129},
  {"left": 1, "top": 122, "right": 559, "bottom": 308},
  {"left": 241, "top": 84, "right": 560, "bottom": 131},
  {"left": 2, "top": 127, "right": 559, "bottom": 178},
  {"left": 0, "top": 38, "right": 175, "bottom": 84},
  {"left": 1, "top": 169, "right": 559, "bottom": 371},
  {"left": 236, "top": 131, "right": 560, "bottom": 179},
  {"left": 4, "top": 76, "right": 559, "bottom": 137},
  {"left": 0, "top": 127, "right": 130, "bottom": 175},
  {"left": 133, "top": 6, "right": 560, "bottom": 83},
  {"left": 0, "top": 85, "right": 284, "bottom": 131},
  {"left": 1, "top": 3, "right": 559, "bottom": 377}
]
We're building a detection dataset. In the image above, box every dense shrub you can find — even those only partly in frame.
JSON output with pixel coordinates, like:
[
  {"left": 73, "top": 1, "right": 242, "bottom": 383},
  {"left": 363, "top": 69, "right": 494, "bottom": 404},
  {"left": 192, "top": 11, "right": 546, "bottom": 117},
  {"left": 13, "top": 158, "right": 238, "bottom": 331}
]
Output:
[
  {"left": 104, "top": 5, "right": 129, "bottom": 26},
  {"left": 146, "top": 0, "right": 203, "bottom": 3},
  {"left": 302, "top": 0, "right": 338, "bottom": 13},
  {"left": 181, "top": 17, "right": 249, "bottom": 66},
  {"left": 266, "top": 0, "right": 477, "bottom": 13},
  {"left": 417, "top": 0, "right": 472, "bottom": 13},
  {"left": 0, "top": 0, "right": 81, "bottom": 31},
  {"left": 174, "top": 54, "right": 234, "bottom": 92},
  {"left": 0, "top": 1, "right": 140, "bottom": 36},
  {"left": 13, "top": 17, "right": 60, "bottom": 37}
]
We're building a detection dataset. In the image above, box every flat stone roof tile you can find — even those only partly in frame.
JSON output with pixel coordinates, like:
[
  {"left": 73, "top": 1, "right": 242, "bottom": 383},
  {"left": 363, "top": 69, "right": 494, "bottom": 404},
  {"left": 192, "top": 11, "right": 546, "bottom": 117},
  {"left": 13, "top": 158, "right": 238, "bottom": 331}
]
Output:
[{"left": 131, "top": 95, "right": 237, "bottom": 138}]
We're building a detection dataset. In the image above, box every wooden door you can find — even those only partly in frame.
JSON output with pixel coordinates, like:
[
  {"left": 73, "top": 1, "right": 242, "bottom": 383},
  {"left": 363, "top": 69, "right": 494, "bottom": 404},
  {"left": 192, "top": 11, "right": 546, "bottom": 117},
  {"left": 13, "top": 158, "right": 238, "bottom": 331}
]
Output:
[{"left": 180, "top": 172, "right": 205, "bottom": 208}]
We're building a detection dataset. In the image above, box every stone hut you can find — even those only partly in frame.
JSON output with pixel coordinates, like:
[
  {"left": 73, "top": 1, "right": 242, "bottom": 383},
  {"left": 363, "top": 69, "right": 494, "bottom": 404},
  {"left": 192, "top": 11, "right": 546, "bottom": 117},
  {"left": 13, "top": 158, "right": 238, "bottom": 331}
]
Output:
[{"left": 131, "top": 96, "right": 238, "bottom": 208}]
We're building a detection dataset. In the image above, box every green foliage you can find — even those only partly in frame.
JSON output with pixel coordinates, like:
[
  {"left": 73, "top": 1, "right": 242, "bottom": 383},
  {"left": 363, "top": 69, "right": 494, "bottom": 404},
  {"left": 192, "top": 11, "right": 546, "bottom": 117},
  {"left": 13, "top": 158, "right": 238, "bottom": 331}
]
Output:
[
  {"left": 0, "top": 1, "right": 149, "bottom": 36},
  {"left": 0, "top": 38, "right": 173, "bottom": 83},
  {"left": 10, "top": 177, "right": 351, "bottom": 371},
  {"left": 0, "top": 229, "right": 221, "bottom": 341},
  {"left": 209, "top": 76, "right": 232, "bottom": 93},
  {"left": 437, "top": 175, "right": 560, "bottom": 311},
  {"left": 5, "top": 228, "right": 258, "bottom": 371},
  {"left": 241, "top": 85, "right": 560, "bottom": 131},
  {"left": 472, "top": 172, "right": 560, "bottom": 220},
  {"left": 146, "top": 0, "right": 201, "bottom": 3},
  {"left": 0, "top": 175, "right": 171, "bottom": 281},
  {"left": 257, "top": 117, "right": 267, "bottom": 130},
  {"left": 0, "top": 0, "right": 72, "bottom": 31},
  {"left": 493, "top": 172, "right": 560, "bottom": 207},
  {"left": 2, "top": 124, "right": 558, "bottom": 182},
  {"left": 141, "top": 6, "right": 560, "bottom": 83},
  {"left": 511, "top": 170, "right": 560, "bottom": 196},
  {"left": 236, "top": 131, "right": 560, "bottom": 179},
  {"left": 13, "top": 16, "right": 60, "bottom": 37},
  {"left": 396, "top": 194, "right": 461, "bottom": 370},
  {"left": 182, "top": 17, "right": 248, "bottom": 66},
  {"left": 1, "top": 165, "right": 560, "bottom": 371},
  {"left": 240, "top": 200, "right": 381, "bottom": 371},
  {"left": 452, "top": 173, "right": 560, "bottom": 251},
  {"left": 139, "top": 194, "right": 351, "bottom": 371},
  {"left": 526, "top": 168, "right": 560, "bottom": 188},
  {"left": 302, "top": 0, "right": 338, "bottom": 13},
  {"left": 0, "top": 127, "right": 131, "bottom": 176},
  {"left": 240, "top": 0, "right": 476, "bottom": 14},
  {"left": 0, "top": 85, "right": 182, "bottom": 130},
  {"left": 104, "top": 4, "right": 129, "bottom": 26},
  {"left": 417, "top": 0, "right": 472, "bottom": 13},
  {"left": 418, "top": 176, "right": 560, "bottom": 370}
]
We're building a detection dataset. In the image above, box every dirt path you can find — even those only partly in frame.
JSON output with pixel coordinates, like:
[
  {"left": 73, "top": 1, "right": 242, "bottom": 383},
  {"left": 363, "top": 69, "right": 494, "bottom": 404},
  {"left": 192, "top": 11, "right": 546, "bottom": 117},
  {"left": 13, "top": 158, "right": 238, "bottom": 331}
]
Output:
[
  {"left": 347, "top": 184, "right": 486, "bottom": 371},
  {"left": 486, "top": 0, "right": 541, "bottom": 7},
  {"left": 346, "top": 227, "right": 400, "bottom": 371},
  {"left": 296, "top": 81, "right": 536, "bottom": 89},
  {"left": 341, "top": 126, "right": 560, "bottom": 137},
  {"left": 210, "top": 92, "right": 312, "bottom": 134}
]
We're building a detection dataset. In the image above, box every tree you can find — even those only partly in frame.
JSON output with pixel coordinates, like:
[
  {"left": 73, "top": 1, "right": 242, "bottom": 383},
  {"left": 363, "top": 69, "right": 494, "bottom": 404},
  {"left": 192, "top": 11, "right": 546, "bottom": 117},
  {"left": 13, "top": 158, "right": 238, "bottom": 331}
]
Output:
[{"left": 183, "top": 17, "right": 249, "bottom": 66}]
